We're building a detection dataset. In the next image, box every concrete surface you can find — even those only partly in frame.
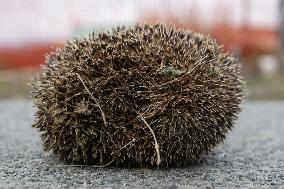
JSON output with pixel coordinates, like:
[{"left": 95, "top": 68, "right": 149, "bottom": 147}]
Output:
[{"left": 0, "top": 100, "right": 284, "bottom": 189}]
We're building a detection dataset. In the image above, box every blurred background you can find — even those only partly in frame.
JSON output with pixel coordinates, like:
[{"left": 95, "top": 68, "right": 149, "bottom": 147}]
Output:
[{"left": 0, "top": 0, "right": 283, "bottom": 99}]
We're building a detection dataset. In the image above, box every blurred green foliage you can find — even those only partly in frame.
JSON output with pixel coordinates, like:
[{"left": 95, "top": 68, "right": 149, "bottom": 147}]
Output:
[{"left": 246, "top": 73, "right": 284, "bottom": 100}]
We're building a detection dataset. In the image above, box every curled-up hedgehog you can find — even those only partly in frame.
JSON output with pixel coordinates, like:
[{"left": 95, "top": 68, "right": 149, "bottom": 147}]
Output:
[{"left": 32, "top": 24, "right": 244, "bottom": 167}]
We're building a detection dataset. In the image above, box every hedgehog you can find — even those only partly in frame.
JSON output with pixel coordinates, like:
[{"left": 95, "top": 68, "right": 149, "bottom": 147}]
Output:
[{"left": 32, "top": 24, "right": 244, "bottom": 167}]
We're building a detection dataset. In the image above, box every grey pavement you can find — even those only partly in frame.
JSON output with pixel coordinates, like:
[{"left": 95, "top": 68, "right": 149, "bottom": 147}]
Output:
[{"left": 0, "top": 100, "right": 284, "bottom": 188}]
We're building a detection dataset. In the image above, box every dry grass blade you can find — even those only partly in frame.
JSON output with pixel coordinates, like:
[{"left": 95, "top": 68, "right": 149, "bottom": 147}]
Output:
[
  {"left": 138, "top": 114, "right": 161, "bottom": 166},
  {"left": 76, "top": 73, "right": 107, "bottom": 127}
]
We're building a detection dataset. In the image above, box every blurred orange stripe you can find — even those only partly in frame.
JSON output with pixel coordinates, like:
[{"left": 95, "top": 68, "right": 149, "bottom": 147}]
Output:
[{"left": 0, "top": 43, "right": 63, "bottom": 69}]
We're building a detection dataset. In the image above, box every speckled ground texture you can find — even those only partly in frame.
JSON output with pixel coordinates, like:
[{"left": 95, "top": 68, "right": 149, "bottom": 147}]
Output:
[{"left": 0, "top": 100, "right": 284, "bottom": 189}]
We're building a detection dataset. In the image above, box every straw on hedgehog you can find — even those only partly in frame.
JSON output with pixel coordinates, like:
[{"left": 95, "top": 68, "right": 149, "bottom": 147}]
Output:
[{"left": 32, "top": 24, "right": 244, "bottom": 167}]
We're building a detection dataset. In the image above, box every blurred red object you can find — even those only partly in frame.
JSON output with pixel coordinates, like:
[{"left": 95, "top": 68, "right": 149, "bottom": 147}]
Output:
[{"left": 0, "top": 43, "right": 63, "bottom": 69}]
